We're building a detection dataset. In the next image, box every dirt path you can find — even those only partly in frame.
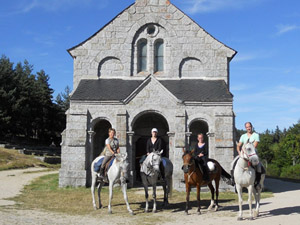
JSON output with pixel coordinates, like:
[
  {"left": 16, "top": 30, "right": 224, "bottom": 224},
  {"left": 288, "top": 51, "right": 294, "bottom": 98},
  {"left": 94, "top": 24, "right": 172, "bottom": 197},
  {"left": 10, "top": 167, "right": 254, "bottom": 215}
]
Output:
[
  {"left": 0, "top": 167, "right": 58, "bottom": 206},
  {"left": 0, "top": 169, "right": 299, "bottom": 225}
]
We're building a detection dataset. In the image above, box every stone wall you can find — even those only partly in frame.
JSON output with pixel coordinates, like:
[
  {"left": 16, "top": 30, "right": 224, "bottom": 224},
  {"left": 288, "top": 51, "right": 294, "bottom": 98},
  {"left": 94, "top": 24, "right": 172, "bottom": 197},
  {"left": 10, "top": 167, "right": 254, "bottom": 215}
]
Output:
[{"left": 68, "top": 0, "right": 236, "bottom": 90}]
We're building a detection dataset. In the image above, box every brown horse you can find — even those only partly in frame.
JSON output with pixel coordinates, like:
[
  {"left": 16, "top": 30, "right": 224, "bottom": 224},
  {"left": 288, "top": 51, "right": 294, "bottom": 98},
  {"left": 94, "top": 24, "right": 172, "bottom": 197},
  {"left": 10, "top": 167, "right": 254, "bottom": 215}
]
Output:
[{"left": 182, "top": 149, "right": 231, "bottom": 215}]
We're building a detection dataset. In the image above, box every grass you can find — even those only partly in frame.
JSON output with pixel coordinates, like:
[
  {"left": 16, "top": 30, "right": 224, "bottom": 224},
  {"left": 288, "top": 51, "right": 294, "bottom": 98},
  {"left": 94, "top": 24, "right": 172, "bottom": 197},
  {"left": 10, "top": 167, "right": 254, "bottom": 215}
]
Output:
[
  {"left": 10, "top": 173, "right": 273, "bottom": 222},
  {"left": 0, "top": 147, "right": 60, "bottom": 171}
]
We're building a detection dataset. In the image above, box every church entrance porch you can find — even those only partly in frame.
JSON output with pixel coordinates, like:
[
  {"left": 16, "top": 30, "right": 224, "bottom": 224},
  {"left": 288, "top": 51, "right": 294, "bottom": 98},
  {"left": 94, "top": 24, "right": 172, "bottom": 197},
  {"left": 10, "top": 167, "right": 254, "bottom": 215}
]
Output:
[{"left": 131, "top": 112, "right": 169, "bottom": 184}]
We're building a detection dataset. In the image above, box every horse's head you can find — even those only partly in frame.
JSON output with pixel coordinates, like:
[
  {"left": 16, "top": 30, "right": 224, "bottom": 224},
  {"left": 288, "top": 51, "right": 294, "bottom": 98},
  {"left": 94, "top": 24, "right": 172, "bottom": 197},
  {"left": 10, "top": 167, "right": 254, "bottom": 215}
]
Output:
[
  {"left": 182, "top": 149, "right": 194, "bottom": 173},
  {"left": 242, "top": 141, "right": 259, "bottom": 166},
  {"left": 150, "top": 150, "right": 163, "bottom": 172}
]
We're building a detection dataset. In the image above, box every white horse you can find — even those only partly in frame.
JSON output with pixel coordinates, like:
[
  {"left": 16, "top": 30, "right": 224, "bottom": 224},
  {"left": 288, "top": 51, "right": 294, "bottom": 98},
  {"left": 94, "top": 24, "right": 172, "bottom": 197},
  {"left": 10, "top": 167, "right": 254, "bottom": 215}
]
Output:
[
  {"left": 91, "top": 152, "right": 133, "bottom": 215},
  {"left": 234, "top": 141, "right": 265, "bottom": 220},
  {"left": 140, "top": 150, "right": 173, "bottom": 213}
]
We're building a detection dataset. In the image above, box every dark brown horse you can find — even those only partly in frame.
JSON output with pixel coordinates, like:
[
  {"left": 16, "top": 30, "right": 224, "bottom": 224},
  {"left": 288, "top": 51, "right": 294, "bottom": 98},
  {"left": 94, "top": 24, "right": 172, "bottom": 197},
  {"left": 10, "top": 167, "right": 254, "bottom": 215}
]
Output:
[{"left": 182, "top": 149, "right": 231, "bottom": 215}]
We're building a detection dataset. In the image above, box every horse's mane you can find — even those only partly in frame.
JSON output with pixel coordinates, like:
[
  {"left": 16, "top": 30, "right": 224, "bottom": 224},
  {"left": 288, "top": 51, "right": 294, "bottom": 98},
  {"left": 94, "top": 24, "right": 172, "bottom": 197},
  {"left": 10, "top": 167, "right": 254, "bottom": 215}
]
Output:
[{"left": 182, "top": 150, "right": 193, "bottom": 158}]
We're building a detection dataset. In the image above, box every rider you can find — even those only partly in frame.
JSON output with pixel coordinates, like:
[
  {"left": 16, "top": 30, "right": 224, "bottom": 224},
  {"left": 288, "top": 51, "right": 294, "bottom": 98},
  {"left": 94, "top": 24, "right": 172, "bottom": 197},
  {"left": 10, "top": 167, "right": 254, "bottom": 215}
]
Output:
[
  {"left": 139, "top": 128, "right": 165, "bottom": 179},
  {"left": 194, "top": 133, "right": 210, "bottom": 182},
  {"left": 99, "top": 128, "right": 120, "bottom": 180},
  {"left": 230, "top": 122, "right": 262, "bottom": 188}
]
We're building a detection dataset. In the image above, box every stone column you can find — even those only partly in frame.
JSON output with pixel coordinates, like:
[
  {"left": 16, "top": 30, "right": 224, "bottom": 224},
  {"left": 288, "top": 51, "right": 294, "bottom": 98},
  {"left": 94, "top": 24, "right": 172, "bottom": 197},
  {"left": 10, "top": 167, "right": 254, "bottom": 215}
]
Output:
[
  {"left": 116, "top": 109, "right": 127, "bottom": 153},
  {"left": 185, "top": 132, "right": 192, "bottom": 150},
  {"left": 127, "top": 131, "right": 135, "bottom": 187}
]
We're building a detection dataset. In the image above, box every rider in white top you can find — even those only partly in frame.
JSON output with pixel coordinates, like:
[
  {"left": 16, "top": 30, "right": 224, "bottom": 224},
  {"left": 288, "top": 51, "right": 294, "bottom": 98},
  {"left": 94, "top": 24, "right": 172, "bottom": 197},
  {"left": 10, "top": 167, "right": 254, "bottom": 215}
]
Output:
[{"left": 231, "top": 122, "right": 262, "bottom": 188}]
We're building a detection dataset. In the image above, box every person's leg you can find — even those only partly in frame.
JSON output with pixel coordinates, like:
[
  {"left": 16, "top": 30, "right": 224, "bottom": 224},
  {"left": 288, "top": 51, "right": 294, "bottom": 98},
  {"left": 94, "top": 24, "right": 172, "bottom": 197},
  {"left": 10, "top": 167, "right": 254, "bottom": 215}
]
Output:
[
  {"left": 200, "top": 157, "right": 209, "bottom": 181},
  {"left": 139, "top": 155, "right": 146, "bottom": 165},
  {"left": 159, "top": 161, "right": 165, "bottom": 180},
  {"left": 100, "top": 156, "right": 111, "bottom": 178},
  {"left": 254, "top": 163, "right": 262, "bottom": 188}
]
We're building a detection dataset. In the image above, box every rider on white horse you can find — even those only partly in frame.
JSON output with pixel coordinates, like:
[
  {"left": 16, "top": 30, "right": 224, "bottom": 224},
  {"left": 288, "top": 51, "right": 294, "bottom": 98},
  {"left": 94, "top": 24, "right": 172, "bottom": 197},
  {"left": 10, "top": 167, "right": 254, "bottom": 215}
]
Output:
[
  {"left": 230, "top": 122, "right": 263, "bottom": 188},
  {"left": 98, "top": 128, "right": 120, "bottom": 181}
]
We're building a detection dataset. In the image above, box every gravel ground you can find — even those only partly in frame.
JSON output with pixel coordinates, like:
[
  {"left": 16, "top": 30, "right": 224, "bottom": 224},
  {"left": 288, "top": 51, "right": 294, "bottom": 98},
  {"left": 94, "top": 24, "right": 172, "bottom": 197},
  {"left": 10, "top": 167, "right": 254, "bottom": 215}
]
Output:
[{"left": 0, "top": 168, "right": 299, "bottom": 225}]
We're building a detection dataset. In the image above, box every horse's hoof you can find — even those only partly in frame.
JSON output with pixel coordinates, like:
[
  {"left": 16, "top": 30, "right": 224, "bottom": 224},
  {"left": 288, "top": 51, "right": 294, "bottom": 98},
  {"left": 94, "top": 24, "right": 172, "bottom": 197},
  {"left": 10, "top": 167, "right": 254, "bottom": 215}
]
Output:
[
  {"left": 208, "top": 206, "right": 212, "bottom": 211},
  {"left": 144, "top": 209, "right": 149, "bottom": 213},
  {"left": 214, "top": 206, "right": 219, "bottom": 212},
  {"left": 153, "top": 209, "right": 157, "bottom": 213},
  {"left": 99, "top": 204, "right": 103, "bottom": 209},
  {"left": 129, "top": 211, "right": 135, "bottom": 216},
  {"left": 184, "top": 211, "right": 189, "bottom": 215},
  {"left": 108, "top": 210, "right": 112, "bottom": 214},
  {"left": 237, "top": 217, "right": 243, "bottom": 221},
  {"left": 198, "top": 211, "right": 201, "bottom": 215},
  {"left": 249, "top": 217, "right": 254, "bottom": 220}
]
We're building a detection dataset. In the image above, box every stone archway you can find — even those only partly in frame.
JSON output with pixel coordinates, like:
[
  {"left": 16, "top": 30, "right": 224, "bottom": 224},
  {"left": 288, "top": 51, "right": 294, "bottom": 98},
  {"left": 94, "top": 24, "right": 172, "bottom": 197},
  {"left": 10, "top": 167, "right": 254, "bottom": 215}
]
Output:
[
  {"left": 132, "top": 112, "right": 169, "bottom": 183},
  {"left": 189, "top": 120, "right": 209, "bottom": 154},
  {"left": 86, "top": 119, "right": 111, "bottom": 187}
]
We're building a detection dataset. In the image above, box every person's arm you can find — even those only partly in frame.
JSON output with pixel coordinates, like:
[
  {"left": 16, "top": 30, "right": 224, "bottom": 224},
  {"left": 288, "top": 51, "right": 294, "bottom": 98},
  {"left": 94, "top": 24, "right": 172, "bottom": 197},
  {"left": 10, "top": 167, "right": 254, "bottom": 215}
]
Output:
[
  {"left": 237, "top": 142, "right": 243, "bottom": 155},
  {"left": 202, "top": 144, "right": 208, "bottom": 157},
  {"left": 116, "top": 139, "right": 120, "bottom": 154},
  {"left": 157, "top": 138, "right": 162, "bottom": 151},
  {"left": 253, "top": 133, "right": 259, "bottom": 148},
  {"left": 146, "top": 139, "right": 151, "bottom": 155}
]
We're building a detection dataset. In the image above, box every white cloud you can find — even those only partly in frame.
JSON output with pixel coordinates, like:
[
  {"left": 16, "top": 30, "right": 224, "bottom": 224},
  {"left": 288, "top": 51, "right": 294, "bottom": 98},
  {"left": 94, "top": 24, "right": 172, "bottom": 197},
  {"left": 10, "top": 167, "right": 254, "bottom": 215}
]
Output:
[
  {"left": 182, "top": 0, "right": 262, "bottom": 14},
  {"left": 276, "top": 24, "right": 300, "bottom": 35},
  {"left": 1, "top": 0, "right": 109, "bottom": 16},
  {"left": 232, "top": 50, "right": 276, "bottom": 63}
]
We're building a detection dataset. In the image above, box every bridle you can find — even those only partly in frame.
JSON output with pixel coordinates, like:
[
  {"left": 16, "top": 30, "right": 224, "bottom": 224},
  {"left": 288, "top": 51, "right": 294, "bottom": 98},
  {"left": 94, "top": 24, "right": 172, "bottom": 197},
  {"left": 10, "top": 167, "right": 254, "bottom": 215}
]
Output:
[{"left": 182, "top": 153, "right": 196, "bottom": 182}]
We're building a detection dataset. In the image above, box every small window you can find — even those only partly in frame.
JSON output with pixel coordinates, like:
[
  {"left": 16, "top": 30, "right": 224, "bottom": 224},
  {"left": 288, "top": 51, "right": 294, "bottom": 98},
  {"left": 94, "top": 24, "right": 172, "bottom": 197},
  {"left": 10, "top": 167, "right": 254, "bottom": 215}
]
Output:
[
  {"left": 138, "top": 40, "right": 147, "bottom": 72},
  {"left": 154, "top": 40, "right": 164, "bottom": 72}
]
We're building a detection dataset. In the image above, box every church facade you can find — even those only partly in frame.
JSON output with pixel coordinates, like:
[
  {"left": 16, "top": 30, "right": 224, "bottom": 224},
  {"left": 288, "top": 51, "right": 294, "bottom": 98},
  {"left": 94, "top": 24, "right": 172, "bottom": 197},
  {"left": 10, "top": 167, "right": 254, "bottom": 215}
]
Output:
[{"left": 59, "top": 0, "right": 237, "bottom": 190}]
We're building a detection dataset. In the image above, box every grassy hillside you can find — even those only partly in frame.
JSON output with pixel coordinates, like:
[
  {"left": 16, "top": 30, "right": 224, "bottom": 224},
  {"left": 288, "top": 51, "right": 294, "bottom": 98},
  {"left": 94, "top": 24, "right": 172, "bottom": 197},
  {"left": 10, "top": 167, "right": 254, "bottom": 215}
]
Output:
[{"left": 0, "top": 147, "right": 59, "bottom": 171}]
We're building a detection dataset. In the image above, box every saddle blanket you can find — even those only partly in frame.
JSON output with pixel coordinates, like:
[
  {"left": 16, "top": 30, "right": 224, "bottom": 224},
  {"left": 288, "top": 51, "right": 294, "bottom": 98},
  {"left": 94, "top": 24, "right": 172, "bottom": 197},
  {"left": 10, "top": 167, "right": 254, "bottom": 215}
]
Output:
[
  {"left": 161, "top": 157, "right": 171, "bottom": 167},
  {"left": 94, "top": 157, "right": 115, "bottom": 173}
]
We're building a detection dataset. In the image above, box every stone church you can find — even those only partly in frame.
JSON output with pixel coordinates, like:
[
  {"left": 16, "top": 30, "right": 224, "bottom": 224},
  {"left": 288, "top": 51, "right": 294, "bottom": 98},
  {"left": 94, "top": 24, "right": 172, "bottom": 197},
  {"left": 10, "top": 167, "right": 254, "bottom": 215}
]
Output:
[{"left": 59, "top": 0, "right": 237, "bottom": 190}]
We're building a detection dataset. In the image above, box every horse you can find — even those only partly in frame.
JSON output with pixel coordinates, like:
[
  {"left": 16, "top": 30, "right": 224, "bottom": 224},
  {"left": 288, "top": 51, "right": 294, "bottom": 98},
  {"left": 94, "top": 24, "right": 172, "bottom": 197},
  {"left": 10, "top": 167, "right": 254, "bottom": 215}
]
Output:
[
  {"left": 182, "top": 148, "right": 231, "bottom": 215},
  {"left": 140, "top": 150, "right": 173, "bottom": 213},
  {"left": 234, "top": 141, "right": 265, "bottom": 220},
  {"left": 91, "top": 152, "right": 133, "bottom": 215}
]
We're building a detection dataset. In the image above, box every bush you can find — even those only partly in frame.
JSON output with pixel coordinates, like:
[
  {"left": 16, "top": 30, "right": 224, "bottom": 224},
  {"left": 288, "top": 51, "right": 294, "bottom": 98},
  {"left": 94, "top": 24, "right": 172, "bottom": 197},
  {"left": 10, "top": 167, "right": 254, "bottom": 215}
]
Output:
[
  {"left": 266, "top": 164, "right": 281, "bottom": 177},
  {"left": 280, "top": 164, "right": 300, "bottom": 179}
]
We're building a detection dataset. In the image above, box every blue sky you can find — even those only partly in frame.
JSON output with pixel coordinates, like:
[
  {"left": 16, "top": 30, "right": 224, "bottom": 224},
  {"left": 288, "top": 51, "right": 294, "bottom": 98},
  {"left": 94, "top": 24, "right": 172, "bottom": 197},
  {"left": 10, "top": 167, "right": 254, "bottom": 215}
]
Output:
[{"left": 0, "top": 0, "right": 299, "bottom": 132}]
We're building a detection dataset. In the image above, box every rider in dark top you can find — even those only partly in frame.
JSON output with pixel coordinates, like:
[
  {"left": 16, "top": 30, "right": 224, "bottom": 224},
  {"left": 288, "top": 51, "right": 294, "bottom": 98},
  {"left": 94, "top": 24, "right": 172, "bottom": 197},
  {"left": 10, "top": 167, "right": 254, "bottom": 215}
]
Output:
[
  {"left": 194, "top": 133, "right": 210, "bottom": 182},
  {"left": 140, "top": 128, "right": 165, "bottom": 180}
]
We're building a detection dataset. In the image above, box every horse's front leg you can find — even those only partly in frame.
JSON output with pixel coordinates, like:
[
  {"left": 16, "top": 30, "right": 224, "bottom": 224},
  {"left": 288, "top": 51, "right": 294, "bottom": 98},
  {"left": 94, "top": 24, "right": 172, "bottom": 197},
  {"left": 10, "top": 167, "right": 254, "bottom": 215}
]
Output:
[
  {"left": 152, "top": 182, "right": 157, "bottom": 213},
  {"left": 248, "top": 185, "right": 254, "bottom": 220},
  {"left": 185, "top": 184, "right": 191, "bottom": 215},
  {"left": 91, "top": 176, "right": 97, "bottom": 210},
  {"left": 142, "top": 175, "right": 149, "bottom": 213},
  {"left": 108, "top": 181, "right": 113, "bottom": 214},
  {"left": 98, "top": 182, "right": 103, "bottom": 209},
  {"left": 196, "top": 184, "right": 201, "bottom": 215},
  {"left": 236, "top": 184, "right": 243, "bottom": 220},
  {"left": 121, "top": 181, "right": 134, "bottom": 215}
]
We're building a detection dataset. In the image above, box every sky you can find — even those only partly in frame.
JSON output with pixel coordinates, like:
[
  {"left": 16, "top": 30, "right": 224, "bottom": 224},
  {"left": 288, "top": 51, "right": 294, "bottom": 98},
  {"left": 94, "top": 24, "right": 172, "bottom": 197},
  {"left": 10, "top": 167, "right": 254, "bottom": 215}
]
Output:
[{"left": 0, "top": 0, "right": 299, "bottom": 133}]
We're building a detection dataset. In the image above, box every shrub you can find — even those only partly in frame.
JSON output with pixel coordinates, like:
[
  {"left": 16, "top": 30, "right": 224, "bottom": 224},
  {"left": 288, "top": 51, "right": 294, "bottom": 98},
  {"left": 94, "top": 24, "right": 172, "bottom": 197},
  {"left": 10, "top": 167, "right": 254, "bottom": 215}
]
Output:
[
  {"left": 280, "top": 164, "right": 300, "bottom": 180},
  {"left": 266, "top": 164, "right": 281, "bottom": 177}
]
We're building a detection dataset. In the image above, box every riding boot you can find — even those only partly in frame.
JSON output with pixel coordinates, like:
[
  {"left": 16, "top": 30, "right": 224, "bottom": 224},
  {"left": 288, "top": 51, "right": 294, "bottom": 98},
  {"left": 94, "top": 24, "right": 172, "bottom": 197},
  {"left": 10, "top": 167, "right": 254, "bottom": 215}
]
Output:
[
  {"left": 99, "top": 167, "right": 105, "bottom": 179},
  {"left": 255, "top": 172, "right": 262, "bottom": 189},
  {"left": 230, "top": 170, "right": 235, "bottom": 186},
  {"left": 203, "top": 165, "right": 210, "bottom": 182}
]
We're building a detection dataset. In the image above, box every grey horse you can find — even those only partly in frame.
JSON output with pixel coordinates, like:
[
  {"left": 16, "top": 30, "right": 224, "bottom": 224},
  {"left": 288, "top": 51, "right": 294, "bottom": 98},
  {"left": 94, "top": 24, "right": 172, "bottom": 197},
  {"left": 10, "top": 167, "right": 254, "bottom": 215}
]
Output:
[{"left": 140, "top": 150, "right": 173, "bottom": 213}]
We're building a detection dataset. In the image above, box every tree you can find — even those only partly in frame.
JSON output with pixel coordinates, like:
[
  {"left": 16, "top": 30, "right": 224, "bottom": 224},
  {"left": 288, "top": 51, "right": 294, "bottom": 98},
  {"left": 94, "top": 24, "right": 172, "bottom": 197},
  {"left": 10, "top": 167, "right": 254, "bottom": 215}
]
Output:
[
  {"left": 0, "top": 55, "right": 16, "bottom": 138},
  {"left": 257, "top": 130, "right": 274, "bottom": 163}
]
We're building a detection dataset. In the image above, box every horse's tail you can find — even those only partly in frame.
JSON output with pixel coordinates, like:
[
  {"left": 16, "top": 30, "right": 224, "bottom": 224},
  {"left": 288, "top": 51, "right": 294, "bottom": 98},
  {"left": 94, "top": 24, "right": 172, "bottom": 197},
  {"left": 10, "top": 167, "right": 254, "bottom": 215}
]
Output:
[{"left": 221, "top": 166, "right": 232, "bottom": 185}]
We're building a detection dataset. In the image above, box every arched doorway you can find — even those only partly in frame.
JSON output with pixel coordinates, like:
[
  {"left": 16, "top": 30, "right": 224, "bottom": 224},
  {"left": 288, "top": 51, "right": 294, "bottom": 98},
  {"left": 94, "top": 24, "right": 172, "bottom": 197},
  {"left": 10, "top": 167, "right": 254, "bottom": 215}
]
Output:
[
  {"left": 189, "top": 120, "right": 209, "bottom": 154},
  {"left": 132, "top": 112, "right": 169, "bottom": 183},
  {"left": 86, "top": 119, "right": 111, "bottom": 187}
]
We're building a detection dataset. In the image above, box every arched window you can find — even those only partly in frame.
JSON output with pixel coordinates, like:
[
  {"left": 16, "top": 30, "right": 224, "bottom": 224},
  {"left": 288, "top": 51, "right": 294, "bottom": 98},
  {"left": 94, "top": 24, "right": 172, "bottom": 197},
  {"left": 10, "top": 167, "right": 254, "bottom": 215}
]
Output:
[
  {"left": 138, "top": 39, "right": 147, "bottom": 72},
  {"left": 154, "top": 40, "right": 164, "bottom": 72}
]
